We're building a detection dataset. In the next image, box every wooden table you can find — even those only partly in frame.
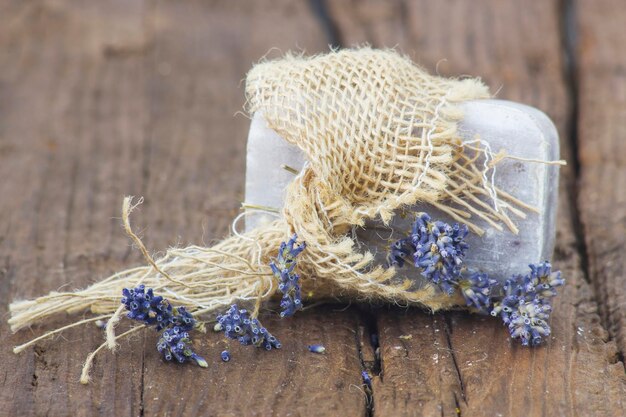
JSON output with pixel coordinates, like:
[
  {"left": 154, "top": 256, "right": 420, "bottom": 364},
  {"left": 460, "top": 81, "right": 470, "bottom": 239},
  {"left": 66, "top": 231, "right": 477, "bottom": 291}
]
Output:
[{"left": 1, "top": 1, "right": 625, "bottom": 416}]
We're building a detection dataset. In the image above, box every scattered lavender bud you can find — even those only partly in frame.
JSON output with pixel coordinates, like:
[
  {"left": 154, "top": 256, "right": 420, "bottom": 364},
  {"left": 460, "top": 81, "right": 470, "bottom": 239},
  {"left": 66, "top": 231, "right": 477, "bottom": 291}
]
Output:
[
  {"left": 308, "top": 344, "right": 326, "bottom": 354},
  {"left": 361, "top": 370, "right": 372, "bottom": 387},
  {"left": 271, "top": 234, "right": 306, "bottom": 317},
  {"left": 157, "top": 326, "right": 207, "bottom": 367},
  {"left": 221, "top": 350, "right": 231, "bottom": 362},
  {"left": 217, "top": 304, "right": 281, "bottom": 350}
]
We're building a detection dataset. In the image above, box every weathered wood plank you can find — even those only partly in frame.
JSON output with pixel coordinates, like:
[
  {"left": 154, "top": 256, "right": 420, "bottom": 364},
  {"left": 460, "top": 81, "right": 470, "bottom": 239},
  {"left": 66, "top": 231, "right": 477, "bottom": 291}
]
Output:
[
  {"left": 137, "top": 1, "right": 367, "bottom": 415},
  {"left": 0, "top": 2, "right": 149, "bottom": 416},
  {"left": 327, "top": 0, "right": 626, "bottom": 416},
  {"left": 576, "top": 0, "right": 626, "bottom": 360},
  {"left": 0, "top": 1, "right": 369, "bottom": 416},
  {"left": 3, "top": 1, "right": 626, "bottom": 416},
  {"left": 143, "top": 308, "right": 368, "bottom": 417}
]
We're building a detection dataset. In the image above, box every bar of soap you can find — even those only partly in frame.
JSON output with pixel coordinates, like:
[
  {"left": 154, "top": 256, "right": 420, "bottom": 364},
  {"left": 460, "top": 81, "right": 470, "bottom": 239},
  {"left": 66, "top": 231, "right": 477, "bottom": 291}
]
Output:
[{"left": 245, "top": 100, "right": 559, "bottom": 281}]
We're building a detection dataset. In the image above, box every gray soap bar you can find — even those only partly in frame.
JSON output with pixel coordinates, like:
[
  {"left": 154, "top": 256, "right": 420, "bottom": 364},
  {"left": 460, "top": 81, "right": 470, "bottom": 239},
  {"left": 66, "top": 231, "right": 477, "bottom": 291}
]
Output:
[{"left": 244, "top": 100, "right": 559, "bottom": 281}]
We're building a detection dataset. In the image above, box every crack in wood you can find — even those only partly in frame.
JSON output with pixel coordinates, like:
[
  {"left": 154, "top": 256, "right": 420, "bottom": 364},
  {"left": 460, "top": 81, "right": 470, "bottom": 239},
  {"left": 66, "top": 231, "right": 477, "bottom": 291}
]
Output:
[
  {"left": 443, "top": 315, "right": 466, "bottom": 404},
  {"left": 560, "top": 0, "right": 626, "bottom": 372},
  {"left": 355, "top": 309, "right": 376, "bottom": 417},
  {"left": 139, "top": 345, "right": 145, "bottom": 417},
  {"left": 559, "top": 0, "right": 593, "bottom": 286}
]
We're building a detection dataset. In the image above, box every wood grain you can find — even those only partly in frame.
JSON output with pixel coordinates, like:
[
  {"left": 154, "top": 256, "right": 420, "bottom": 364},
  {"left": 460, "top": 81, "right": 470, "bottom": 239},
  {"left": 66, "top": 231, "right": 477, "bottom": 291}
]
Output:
[
  {"left": 1, "top": 1, "right": 625, "bottom": 416},
  {"left": 328, "top": 0, "right": 626, "bottom": 416},
  {"left": 577, "top": 0, "right": 626, "bottom": 360},
  {"left": 0, "top": 1, "right": 365, "bottom": 416},
  {"left": 137, "top": 2, "right": 366, "bottom": 415}
]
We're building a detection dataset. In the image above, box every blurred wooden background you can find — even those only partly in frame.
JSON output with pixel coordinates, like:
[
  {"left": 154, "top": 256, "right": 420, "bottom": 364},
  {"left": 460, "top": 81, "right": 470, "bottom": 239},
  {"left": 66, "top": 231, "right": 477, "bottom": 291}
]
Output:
[{"left": 1, "top": 1, "right": 624, "bottom": 416}]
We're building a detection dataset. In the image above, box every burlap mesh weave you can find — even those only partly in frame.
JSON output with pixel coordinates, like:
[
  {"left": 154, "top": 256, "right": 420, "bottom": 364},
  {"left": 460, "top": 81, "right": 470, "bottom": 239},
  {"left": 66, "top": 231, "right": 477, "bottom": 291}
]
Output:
[
  {"left": 242, "top": 48, "right": 503, "bottom": 305},
  {"left": 246, "top": 48, "right": 490, "bottom": 224}
]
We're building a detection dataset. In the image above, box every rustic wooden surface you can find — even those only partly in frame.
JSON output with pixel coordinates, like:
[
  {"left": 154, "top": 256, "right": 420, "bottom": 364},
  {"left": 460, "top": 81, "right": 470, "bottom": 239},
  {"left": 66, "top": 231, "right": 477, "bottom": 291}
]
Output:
[
  {"left": 577, "top": 0, "right": 626, "bottom": 363},
  {"left": 0, "top": 1, "right": 624, "bottom": 416}
]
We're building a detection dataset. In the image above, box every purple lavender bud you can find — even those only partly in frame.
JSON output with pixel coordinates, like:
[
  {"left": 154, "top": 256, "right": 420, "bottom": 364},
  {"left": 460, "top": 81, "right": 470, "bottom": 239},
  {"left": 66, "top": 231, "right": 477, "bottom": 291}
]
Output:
[
  {"left": 157, "top": 326, "right": 207, "bottom": 367},
  {"left": 308, "top": 344, "right": 326, "bottom": 354},
  {"left": 271, "top": 234, "right": 306, "bottom": 317},
  {"left": 458, "top": 271, "right": 498, "bottom": 312},
  {"left": 491, "top": 263, "right": 564, "bottom": 347},
  {"left": 362, "top": 370, "right": 372, "bottom": 386},
  {"left": 217, "top": 304, "right": 281, "bottom": 350},
  {"left": 387, "top": 212, "right": 470, "bottom": 295}
]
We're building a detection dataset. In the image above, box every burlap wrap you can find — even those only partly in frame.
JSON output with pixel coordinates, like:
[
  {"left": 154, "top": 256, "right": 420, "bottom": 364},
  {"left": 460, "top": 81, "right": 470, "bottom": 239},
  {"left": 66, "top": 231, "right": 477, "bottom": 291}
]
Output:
[{"left": 10, "top": 48, "right": 525, "bottom": 337}]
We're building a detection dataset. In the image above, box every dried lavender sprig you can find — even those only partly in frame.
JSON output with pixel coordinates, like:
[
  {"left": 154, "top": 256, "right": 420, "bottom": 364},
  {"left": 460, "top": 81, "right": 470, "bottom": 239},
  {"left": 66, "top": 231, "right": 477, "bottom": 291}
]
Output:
[
  {"left": 506, "top": 299, "right": 552, "bottom": 346},
  {"left": 528, "top": 261, "right": 565, "bottom": 299},
  {"left": 121, "top": 285, "right": 205, "bottom": 366},
  {"left": 388, "top": 213, "right": 469, "bottom": 295},
  {"left": 121, "top": 284, "right": 198, "bottom": 331},
  {"left": 491, "top": 262, "right": 564, "bottom": 346},
  {"left": 270, "top": 234, "right": 306, "bottom": 317},
  {"left": 458, "top": 271, "right": 498, "bottom": 312},
  {"left": 412, "top": 213, "right": 469, "bottom": 293},
  {"left": 157, "top": 326, "right": 207, "bottom": 367},
  {"left": 217, "top": 304, "right": 281, "bottom": 350}
]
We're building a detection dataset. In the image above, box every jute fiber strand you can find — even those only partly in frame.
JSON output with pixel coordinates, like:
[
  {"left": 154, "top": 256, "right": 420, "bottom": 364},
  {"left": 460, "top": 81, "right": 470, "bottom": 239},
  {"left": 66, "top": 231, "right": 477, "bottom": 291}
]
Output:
[{"left": 9, "top": 49, "right": 531, "bottom": 374}]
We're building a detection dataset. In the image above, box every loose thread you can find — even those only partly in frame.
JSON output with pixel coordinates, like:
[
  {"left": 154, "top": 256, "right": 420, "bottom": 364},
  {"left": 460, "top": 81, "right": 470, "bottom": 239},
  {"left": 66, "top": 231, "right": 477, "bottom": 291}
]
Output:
[
  {"left": 415, "top": 91, "right": 449, "bottom": 188},
  {"left": 105, "top": 305, "right": 126, "bottom": 350},
  {"left": 106, "top": 196, "right": 190, "bottom": 350},
  {"left": 231, "top": 210, "right": 265, "bottom": 266},
  {"left": 241, "top": 203, "right": 280, "bottom": 213},
  {"left": 122, "top": 196, "right": 191, "bottom": 289},
  {"left": 80, "top": 325, "right": 145, "bottom": 385},
  {"left": 252, "top": 280, "right": 266, "bottom": 319},
  {"left": 13, "top": 314, "right": 113, "bottom": 354},
  {"left": 461, "top": 139, "right": 501, "bottom": 212},
  {"left": 494, "top": 154, "right": 567, "bottom": 166}
]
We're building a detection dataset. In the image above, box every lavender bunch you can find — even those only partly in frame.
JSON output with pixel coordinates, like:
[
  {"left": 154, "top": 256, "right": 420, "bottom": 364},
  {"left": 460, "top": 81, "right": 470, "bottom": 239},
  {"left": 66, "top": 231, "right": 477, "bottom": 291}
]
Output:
[
  {"left": 121, "top": 286, "right": 197, "bottom": 331},
  {"left": 270, "top": 234, "right": 306, "bottom": 317},
  {"left": 121, "top": 284, "right": 206, "bottom": 366},
  {"left": 216, "top": 304, "right": 281, "bottom": 350},
  {"left": 157, "top": 326, "right": 208, "bottom": 367},
  {"left": 387, "top": 212, "right": 565, "bottom": 346},
  {"left": 491, "top": 262, "right": 564, "bottom": 346},
  {"left": 411, "top": 213, "right": 469, "bottom": 293},
  {"left": 388, "top": 213, "right": 471, "bottom": 295}
]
